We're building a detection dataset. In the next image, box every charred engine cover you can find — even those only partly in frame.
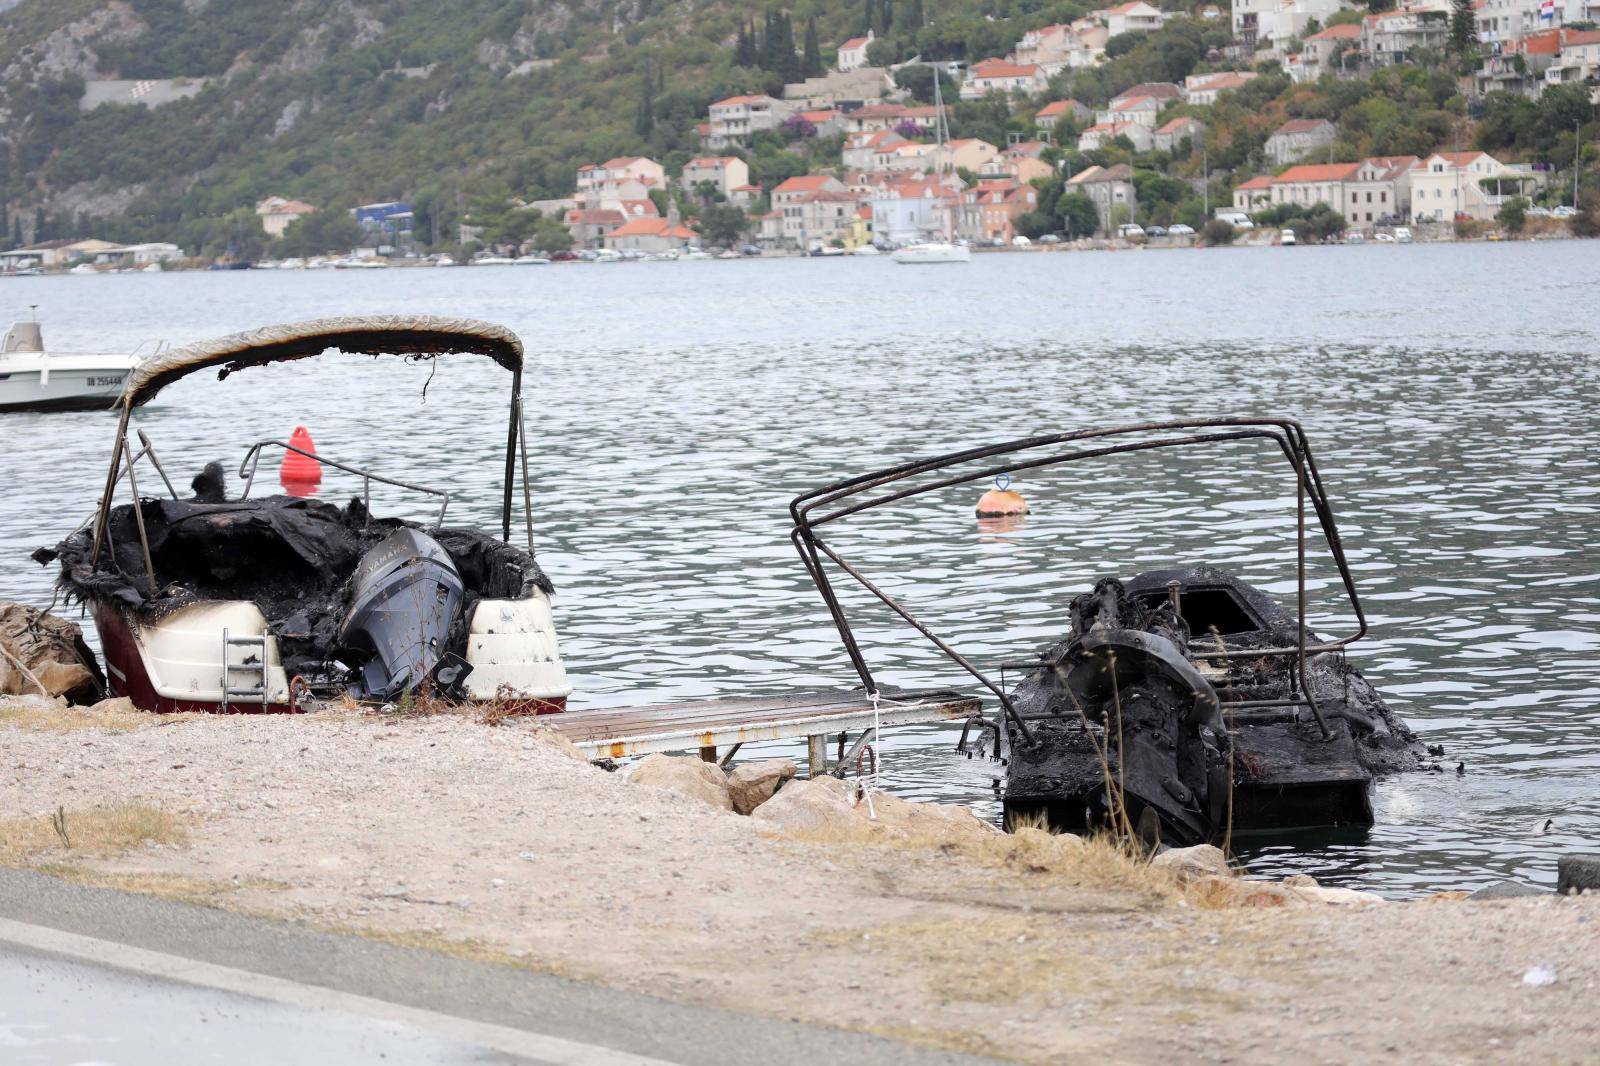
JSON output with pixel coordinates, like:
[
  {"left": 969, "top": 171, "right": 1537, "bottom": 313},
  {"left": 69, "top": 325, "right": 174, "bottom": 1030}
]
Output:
[{"left": 339, "top": 528, "right": 465, "bottom": 699}]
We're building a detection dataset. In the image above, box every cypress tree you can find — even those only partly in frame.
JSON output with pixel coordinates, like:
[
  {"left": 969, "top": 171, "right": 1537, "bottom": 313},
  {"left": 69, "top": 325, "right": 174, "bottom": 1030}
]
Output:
[
  {"left": 761, "top": 9, "right": 777, "bottom": 70},
  {"left": 878, "top": 0, "right": 892, "bottom": 35},
  {"left": 635, "top": 77, "right": 654, "bottom": 137},
  {"left": 735, "top": 21, "right": 754, "bottom": 66},
  {"left": 1448, "top": 0, "right": 1476, "bottom": 54},
  {"left": 778, "top": 14, "right": 801, "bottom": 82},
  {"left": 802, "top": 17, "right": 823, "bottom": 78},
  {"left": 864, "top": 0, "right": 877, "bottom": 37}
]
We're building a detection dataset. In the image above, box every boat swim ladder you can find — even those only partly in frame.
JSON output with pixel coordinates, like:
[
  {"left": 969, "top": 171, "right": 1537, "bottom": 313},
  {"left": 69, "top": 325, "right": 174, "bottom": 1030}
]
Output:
[{"left": 221, "top": 628, "right": 269, "bottom": 712}]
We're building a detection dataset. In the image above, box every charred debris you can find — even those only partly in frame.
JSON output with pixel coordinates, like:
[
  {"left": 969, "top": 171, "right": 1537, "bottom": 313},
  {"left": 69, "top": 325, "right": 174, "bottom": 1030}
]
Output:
[{"left": 790, "top": 418, "right": 1431, "bottom": 846}]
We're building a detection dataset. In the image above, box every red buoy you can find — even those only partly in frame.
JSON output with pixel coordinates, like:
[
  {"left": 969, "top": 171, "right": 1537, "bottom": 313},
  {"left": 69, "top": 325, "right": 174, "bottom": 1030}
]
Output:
[{"left": 280, "top": 426, "right": 323, "bottom": 494}]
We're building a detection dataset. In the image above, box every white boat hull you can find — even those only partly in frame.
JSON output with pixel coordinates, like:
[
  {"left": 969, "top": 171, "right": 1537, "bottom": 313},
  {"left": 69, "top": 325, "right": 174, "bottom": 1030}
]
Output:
[
  {"left": 892, "top": 242, "right": 971, "bottom": 264},
  {"left": 0, "top": 350, "right": 141, "bottom": 412}
]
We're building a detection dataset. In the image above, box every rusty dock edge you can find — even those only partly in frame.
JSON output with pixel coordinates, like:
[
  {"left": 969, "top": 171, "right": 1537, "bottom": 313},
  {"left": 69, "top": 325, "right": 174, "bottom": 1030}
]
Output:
[{"left": 544, "top": 688, "right": 981, "bottom": 777}]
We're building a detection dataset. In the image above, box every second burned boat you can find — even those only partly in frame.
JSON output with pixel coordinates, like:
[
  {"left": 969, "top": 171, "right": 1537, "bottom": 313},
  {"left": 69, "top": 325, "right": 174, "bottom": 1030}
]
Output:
[{"left": 790, "top": 419, "right": 1428, "bottom": 846}]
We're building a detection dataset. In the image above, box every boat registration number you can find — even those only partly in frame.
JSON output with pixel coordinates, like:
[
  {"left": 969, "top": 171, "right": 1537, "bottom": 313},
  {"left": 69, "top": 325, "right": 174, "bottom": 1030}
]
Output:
[{"left": 87, "top": 376, "right": 125, "bottom": 387}]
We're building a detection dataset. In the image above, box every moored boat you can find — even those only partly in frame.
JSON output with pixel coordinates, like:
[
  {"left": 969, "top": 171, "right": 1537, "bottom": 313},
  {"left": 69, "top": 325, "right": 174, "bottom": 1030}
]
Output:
[
  {"left": 36, "top": 316, "right": 572, "bottom": 715},
  {"left": 789, "top": 418, "right": 1429, "bottom": 845},
  {"left": 0, "top": 319, "right": 157, "bottom": 413}
]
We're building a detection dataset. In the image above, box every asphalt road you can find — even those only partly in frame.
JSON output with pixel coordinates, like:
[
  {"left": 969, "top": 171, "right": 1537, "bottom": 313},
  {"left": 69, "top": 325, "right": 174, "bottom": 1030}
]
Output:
[{"left": 0, "top": 867, "right": 1002, "bottom": 1066}]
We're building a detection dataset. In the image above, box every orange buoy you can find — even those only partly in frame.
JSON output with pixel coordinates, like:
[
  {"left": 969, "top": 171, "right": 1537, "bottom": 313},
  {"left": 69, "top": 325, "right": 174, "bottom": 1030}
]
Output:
[
  {"left": 280, "top": 426, "right": 323, "bottom": 492},
  {"left": 976, "top": 474, "right": 1028, "bottom": 518}
]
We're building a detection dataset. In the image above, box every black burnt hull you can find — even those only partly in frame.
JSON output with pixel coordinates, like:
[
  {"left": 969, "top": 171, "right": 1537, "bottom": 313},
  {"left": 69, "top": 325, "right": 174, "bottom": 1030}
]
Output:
[{"left": 998, "top": 567, "right": 1426, "bottom": 845}]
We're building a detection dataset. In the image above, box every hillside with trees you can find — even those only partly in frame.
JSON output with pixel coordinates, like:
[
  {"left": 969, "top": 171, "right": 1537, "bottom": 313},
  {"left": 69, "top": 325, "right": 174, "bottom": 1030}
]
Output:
[{"left": 0, "top": 0, "right": 1593, "bottom": 255}]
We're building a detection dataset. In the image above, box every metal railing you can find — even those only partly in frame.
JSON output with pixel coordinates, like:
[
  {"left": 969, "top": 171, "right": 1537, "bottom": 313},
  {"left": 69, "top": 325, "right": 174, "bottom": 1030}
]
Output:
[
  {"left": 237, "top": 439, "right": 451, "bottom": 530},
  {"left": 789, "top": 418, "right": 1369, "bottom": 747}
]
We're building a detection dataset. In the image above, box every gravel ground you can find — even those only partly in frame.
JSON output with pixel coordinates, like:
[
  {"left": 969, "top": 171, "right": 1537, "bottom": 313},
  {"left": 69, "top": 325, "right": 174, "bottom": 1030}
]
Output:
[{"left": 3, "top": 707, "right": 1596, "bottom": 1065}]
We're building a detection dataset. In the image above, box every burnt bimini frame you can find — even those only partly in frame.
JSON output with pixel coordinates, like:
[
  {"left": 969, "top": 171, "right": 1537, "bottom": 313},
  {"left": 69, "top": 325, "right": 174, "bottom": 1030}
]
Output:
[
  {"left": 789, "top": 418, "right": 1369, "bottom": 746},
  {"left": 87, "top": 316, "right": 537, "bottom": 590}
]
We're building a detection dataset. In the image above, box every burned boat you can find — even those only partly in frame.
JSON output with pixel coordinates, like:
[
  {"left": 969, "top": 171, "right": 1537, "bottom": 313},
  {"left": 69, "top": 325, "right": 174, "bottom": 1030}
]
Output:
[
  {"left": 790, "top": 418, "right": 1427, "bottom": 844},
  {"left": 36, "top": 316, "right": 570, "bottom": 713}
]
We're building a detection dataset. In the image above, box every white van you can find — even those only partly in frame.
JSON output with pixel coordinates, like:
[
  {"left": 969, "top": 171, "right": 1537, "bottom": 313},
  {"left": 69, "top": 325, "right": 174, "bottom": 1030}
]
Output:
[{"left": 1213, "top": 211, "right": 1255, "bottom": 230}]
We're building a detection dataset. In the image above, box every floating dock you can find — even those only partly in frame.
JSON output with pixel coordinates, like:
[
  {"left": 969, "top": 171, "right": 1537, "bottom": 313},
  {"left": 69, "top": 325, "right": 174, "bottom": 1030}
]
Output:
[{"left": 545, "top": 687, "right": 982, "bottom": 776}]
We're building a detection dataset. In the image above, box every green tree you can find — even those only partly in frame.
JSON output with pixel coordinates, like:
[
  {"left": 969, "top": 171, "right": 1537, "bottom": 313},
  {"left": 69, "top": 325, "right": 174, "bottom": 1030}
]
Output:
[
  {"left": 1449, "top": 0, "right": 1476, "bottom": 55},
  {"left": 696, "top": 202, "right": 747, "bottom": 245},
  {"left": 635, "top": 78, "right": 654, "bottom": 138},
  {"left": 1497, "top": 196, "right": 1527, "bottom": 234},
  {"left": 1057, "top": 193, "right": 1099, "bottom": 238},
  {"left": 892, "top": 63, "right": 958, "bottom": 104},
  {"left": 1201, "top": 218, "right": 1236, "bottom": 245},
  {"left": 802, "top": 18, "right": 823, "bottom": 78}
]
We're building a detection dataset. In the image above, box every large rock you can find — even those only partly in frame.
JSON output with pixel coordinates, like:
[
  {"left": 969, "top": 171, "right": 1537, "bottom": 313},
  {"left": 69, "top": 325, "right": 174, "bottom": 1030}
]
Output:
[
  {"left": 750, "top": 775, "right": 995, "bottom": 843},
  {"left": 0, "top": 602, "right": 103, "bottom": 704},
  {"left": 1558, "top": 854, "right": 1600, "bottom": 896},
  {"left": 1150, "top": 844, "right": 1230, "bottom": 882},
  {"left": 726, "top": 758, "right": 797, "bottom": 815},
  {"left": 1467, "top": 879, "right": 1546, "bottom": 900},
  {"left": 626, "top": 754, "right": 733, "bottom": 811}
]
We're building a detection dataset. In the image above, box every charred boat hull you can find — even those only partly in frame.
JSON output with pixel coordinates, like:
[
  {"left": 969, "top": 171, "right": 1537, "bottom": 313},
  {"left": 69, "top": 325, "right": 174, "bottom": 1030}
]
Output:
[{"left": 998, "top": 568, "right": 1424, "bottom": 845}]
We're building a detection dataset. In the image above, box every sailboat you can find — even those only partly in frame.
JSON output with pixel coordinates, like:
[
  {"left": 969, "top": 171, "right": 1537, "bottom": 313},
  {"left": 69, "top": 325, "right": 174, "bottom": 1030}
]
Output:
[{"left": 893, "top": 69, "right": 970, "bottom": 265}]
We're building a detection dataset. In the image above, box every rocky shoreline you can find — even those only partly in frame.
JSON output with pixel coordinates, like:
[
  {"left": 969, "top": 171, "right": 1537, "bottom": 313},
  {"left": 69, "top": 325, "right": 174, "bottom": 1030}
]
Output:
[{"left": 2, "top": 695, "right": 1596, "bottom": 1064}]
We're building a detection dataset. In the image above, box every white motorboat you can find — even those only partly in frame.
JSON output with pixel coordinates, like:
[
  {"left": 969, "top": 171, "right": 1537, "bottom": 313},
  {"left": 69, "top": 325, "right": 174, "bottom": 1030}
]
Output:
[
  {"left": 0, "top": 319, "right": 156, "bottom": 413},
  {"left": 473, "top": 256, "right": 517, "bottom": 266},
  {"left": 852, "top": 244, "right": 882, "bottom": 256},
  {"left": 892, "top": 241, "right": 971, "bottom": 264},
  {"left": 513, "top": 255, "right": 551, "bottom": 265}
]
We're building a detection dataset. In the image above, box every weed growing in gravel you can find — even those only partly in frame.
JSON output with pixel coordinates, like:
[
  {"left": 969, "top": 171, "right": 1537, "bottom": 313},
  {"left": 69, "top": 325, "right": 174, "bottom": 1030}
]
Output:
[{"left": 0, "top": 801, "right": 187, "bottom": 862}]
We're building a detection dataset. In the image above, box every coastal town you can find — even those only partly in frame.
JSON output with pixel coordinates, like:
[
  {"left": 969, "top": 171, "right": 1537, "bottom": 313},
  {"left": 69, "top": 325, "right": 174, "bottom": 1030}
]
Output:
[{"left": 1, "top": 0, "right": 1595, "bottom": 271}]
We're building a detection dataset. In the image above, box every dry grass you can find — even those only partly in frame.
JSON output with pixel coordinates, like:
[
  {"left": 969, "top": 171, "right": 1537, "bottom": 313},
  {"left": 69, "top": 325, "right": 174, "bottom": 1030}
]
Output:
[
  {"left": 0, "top": 698, "right": 160, "bottom": 734},
  {"left": 0, "top": 801, "right": 188, "bottom": 862},
  {"left": 32, "top": 865, "right": 232, "bottom": 906}
]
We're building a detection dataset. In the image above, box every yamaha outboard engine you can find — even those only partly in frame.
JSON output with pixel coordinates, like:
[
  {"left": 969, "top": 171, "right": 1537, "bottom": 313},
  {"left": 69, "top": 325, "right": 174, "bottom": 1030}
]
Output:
[{"left": 340, "top": 528, "right": 465, "bottom": 700}]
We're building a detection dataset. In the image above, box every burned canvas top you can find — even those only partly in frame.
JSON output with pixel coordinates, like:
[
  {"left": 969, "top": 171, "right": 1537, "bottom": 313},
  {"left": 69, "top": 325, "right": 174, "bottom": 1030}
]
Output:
[{"left": 38, "top": 494, "right": 552, "bottom": 686}]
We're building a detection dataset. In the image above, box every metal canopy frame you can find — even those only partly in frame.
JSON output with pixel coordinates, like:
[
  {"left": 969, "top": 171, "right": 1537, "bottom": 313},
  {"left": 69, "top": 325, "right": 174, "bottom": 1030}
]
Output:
[
  {"left": 88, "top": 318, "right": 536, "bottom": 590},
  {"left": 788, "top": 418, "right": 1370, "bottom": 746}
]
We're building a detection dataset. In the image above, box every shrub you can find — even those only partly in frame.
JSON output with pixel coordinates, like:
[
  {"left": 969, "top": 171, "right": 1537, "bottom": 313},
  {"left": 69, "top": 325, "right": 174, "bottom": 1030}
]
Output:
[{"left": 1201, "top": 218, "right": 1236, "bottom": 245}]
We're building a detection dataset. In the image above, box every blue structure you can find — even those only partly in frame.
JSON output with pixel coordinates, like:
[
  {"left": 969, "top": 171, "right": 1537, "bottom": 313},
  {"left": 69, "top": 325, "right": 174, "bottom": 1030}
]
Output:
[{"left": 352, "top": 202, "right": 414, "bottom": 245}]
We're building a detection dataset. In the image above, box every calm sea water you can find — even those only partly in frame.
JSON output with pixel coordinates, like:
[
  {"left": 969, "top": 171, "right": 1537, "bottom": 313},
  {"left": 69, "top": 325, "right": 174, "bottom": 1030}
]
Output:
[{"left": 2, "top": 243, "right": 1597, "bottom": 895}]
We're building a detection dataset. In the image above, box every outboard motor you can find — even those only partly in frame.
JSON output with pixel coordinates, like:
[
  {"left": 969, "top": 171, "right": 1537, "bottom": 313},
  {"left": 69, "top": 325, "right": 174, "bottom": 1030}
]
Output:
[{"left": 340, "top": 527, "right": 465, "bottom": 700}]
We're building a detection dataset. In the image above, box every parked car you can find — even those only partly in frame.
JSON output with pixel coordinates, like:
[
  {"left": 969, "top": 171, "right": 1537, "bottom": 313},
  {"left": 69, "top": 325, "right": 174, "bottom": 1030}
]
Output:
[
  {"left": 1011, "top": 234, "right": 1032, "bottom": 247},
  {"left": 1116, "top": 223, "right": 1146, "bottom": 239},
  {"left": 1039, "top": 234, "right": 1062, "bottom": 244},
  {"left": 1212, "top": 212, "right": 1254, "bottom": 230},
  {"left": 741, "top": 244, "right": 763, "bottom": 256},
  {"left": 1168, "top": 223, "right": 1195, "bottom": 236},
  {"left": 550, "top": 250, "right": 579, "bottom": 262},
  {"left": 1527, "top": 206, "right": 1553, "bottom": 218},
  {"left": 1145, "top": 225, "right": 1168, "bottom": 237},
  {"left": 1552, "top": 205, "right": 1577, "bottom": 218}
]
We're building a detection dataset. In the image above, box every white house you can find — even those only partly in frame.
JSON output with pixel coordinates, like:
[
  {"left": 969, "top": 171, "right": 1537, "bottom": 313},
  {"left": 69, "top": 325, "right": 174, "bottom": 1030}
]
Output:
[
  {"left": 867, "top": 177, "right": 961, "bottom": 244},
  {"left": 1345, "top": 155, "right": 1416, "bottom": 226},
  {"left": 837, "top": 30, "right": 874, "bottom": 72},
  {"left": 706, "top": 94, "right": 794, "bottom": 147},
  {"left": 256, "top": 196, "right": 316, "bottom": 238},
  {"left": 1409, "top": 151, "right": 1525, "bottom": 223},
  {"left": 959, "top": 59, "right": 1046, "bottom": 99},
  {"left": 679, "top": 157, "right": 751, "bottom": 199},
  {"left": 1104, "top": 1, "right": 1167, "bottom": 36},
  {"left": 1181, "top": 71, "right": 1258, "bottom": 105},
  {"left": 1077, "top": 120, "right": 1155, "bottom": 152},
  {"left": 1036, "top": 99, "right": 1091, "bottom": 132},
  {"left": 1546, "top": 26, "right": 1600, "bottom": 84}
]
